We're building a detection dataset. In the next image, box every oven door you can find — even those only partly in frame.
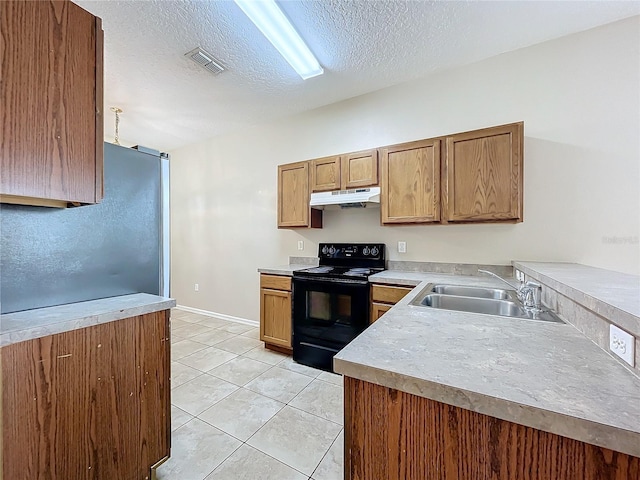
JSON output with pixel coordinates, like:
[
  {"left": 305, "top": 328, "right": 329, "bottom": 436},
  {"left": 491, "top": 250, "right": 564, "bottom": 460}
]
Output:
[{"left": 292, "top": 276, "right": 370, "bottom": 371}]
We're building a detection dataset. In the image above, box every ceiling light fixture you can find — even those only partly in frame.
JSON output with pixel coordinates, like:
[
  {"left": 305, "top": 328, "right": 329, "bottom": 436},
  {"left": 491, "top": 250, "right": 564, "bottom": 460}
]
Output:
[{"left": 234, "top": 0, "right": 323, "bottom": 80}]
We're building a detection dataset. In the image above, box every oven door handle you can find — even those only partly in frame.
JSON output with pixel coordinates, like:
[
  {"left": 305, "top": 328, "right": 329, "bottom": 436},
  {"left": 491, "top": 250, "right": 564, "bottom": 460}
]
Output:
[{"left": 292, "top": 276, "right": 369, "bottom": 286}]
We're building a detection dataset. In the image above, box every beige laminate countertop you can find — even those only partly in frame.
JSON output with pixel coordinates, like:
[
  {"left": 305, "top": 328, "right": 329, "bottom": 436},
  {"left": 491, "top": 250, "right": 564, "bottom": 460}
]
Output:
[
  {"left": 334, "top": 268, "right": 640, "bottom": 458},
  {"left": 257, "top": 264, "right": 313, "bottom": 276},
  {"left": 0, "top": 293, "right": 176, "bottom": 347}
]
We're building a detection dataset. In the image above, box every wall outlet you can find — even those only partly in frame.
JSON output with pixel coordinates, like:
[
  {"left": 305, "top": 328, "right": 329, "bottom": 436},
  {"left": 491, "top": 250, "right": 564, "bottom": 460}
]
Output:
[
  {"left": 609, "top": 324, "right": 635, "bottom": 366},
  {"left": 194, "top": 283, "right": 199, "bottom": 292},
  {"left": 398, "top": 241, "right": 407, "bottom": 253},
  {"left": 297, "top": 240, "right": 304, "bottom": 250},
  {"left": 515, "top": 269, "right": 524, "bottom": 281}
]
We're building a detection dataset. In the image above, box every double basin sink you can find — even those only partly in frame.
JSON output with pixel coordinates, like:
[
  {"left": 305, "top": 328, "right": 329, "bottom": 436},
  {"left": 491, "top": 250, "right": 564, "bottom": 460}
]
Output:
[{"left": 410, "top": 284, "right": 563, "bottom": 323}]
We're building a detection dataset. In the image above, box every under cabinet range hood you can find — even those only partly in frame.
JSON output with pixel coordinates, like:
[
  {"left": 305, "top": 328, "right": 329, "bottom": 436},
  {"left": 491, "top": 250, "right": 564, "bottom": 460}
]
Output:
[{"left": 310, "top": 187, "right": 381, "bottom": 209}]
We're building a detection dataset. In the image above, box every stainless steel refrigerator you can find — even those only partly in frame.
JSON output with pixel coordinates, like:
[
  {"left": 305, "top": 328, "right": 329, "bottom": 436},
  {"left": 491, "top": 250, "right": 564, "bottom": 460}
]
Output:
[{"left": 0, "top": 142, "right": 170, "bottom": 314}]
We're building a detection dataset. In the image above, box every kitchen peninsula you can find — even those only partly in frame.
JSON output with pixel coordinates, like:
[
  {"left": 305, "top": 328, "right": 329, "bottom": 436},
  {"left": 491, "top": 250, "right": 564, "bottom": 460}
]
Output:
[
  {"left": 334, "top": 263, "right": 640, "bottom": 479},
  {"left": 1, "top": 293, "right": 176, "bottom": 479}
]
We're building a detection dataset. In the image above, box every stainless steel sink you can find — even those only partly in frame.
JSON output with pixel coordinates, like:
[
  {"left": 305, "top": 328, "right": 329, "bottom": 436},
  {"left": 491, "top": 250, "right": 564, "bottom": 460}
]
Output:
[
  {"left": 430, "top": 284, "right": 513, "bottom": 300},
  {"left": 420, "top": 294, "right": 527, "bottom": 316},
  {"left": 410, "top": 283, "right": 563, "bottom": 323}
]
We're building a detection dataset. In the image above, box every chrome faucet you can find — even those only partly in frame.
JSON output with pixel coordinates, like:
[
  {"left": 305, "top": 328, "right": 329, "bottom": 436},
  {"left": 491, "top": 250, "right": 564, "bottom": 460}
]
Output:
[{"left": 478, "top": 269, "right": 542, "bottom": 311}]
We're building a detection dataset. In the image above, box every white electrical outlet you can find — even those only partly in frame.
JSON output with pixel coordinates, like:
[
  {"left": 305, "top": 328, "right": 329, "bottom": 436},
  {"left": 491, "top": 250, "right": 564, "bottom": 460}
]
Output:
[
  {"left": 398, "top": 241, "right": 407, "bottom": 253},
  {"left": 194, "top": 283, "right": 199, "bottom": 292},
  {"left": 609, "top": 324, "right": 635, "bottom": 366},
  {"left": 515, "top": 269, "right": 523, "bottom": 281},
  {"left": 297, "top": 240, "right": 304, "bottom": 250}
]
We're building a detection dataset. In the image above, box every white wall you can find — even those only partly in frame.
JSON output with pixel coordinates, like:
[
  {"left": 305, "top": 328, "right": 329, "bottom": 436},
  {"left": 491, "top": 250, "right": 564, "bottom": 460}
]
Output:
[{"left": 170, "top": 16, "right": 640, "bottom": 321}]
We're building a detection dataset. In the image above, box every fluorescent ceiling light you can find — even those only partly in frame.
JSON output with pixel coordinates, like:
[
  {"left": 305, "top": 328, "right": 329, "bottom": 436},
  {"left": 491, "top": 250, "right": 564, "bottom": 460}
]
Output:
[{"left": 234, "top": 0, "right": 324, "bottom": 80}]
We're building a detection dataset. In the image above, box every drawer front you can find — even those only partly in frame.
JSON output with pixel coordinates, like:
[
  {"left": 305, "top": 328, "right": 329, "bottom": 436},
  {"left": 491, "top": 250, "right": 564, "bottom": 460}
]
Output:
[
  {"left": 260, "top": 274, "right": 292, "bottom": 291},
  {"left": 371, "top": 284, "right": 412, "bottom": 304}
]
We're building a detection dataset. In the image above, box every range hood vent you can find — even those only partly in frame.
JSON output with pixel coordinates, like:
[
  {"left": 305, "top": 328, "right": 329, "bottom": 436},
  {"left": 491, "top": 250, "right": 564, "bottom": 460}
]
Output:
[{"left": 310, "top": 187, "right": 381, "bottom": 210}]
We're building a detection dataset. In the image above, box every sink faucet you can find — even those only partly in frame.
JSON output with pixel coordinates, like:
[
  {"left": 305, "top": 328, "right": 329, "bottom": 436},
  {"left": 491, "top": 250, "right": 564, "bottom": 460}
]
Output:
[{"left": 477, "top": 269, "right": 542, "bottom": 311}]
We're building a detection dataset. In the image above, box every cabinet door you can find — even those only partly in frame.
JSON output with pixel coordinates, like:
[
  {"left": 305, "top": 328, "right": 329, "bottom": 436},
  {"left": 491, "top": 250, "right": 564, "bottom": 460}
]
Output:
[
  {"left": 380, "top": 139, "right": 441, "bottom": 224},
  {"left": 370, "top": 303, "right": 391, "bottom": 324},
  {"left": 444, "top": 122, "right": 523, "bottom": 222},
  {"left": 0, "top": 1, "right": 104, "bottom": 207},
  {"left": 260, "top": 288, "right": 292, "bottom": 348},
  {"left": 341, "top": 149, "right": 378, "bottom": 189},
  {"left": 278, "top": 161, "right": 310, "bottom": 227},
  {"left": 2, "top": 311, "right": 170, "bottom": 479},
  {"left": 311, "top": 156, "right": 341, "bottom": 192}
]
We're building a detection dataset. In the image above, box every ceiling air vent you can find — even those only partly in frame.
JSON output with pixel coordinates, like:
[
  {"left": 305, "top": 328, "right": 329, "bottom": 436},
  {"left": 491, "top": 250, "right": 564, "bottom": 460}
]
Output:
[{"left": 184, "top": 47, "right": 225, "bottom": 76}]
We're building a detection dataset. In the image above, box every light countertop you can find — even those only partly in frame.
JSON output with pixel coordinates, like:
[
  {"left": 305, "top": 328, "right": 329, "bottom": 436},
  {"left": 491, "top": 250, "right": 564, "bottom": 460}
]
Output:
[
  {"left": 334, "top": 267, "right": 640, "bottom": 458},
  {"left": 257, "top": 264, "right": 313, "bottom": 276},
  {"left": 1, "top": 293, "right": 176, "bottom": 347}
]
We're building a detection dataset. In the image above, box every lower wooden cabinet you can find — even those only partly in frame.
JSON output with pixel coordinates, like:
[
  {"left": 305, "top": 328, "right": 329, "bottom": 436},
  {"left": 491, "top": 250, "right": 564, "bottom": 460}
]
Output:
[
  {"left": 1, "top": 310, "right": 170, "bottom": 480},
  {"left": 260, "top": 274, "right": 292, "bottom": 351},
  {"left": 344, "top": 377, "right": 640, "bottom": 480},
  {"left": 370, "top": 284, "right": 413, "bottom": 323}
]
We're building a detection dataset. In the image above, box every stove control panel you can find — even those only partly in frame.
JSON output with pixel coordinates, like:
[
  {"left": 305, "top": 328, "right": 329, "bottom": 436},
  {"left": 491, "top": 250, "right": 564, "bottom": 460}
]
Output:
[{"left": 317, "top": 243, "right": 385, "bottom": 261}]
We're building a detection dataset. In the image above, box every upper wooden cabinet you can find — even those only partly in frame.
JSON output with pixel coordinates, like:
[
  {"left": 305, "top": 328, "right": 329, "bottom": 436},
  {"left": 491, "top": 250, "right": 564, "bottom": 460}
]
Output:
[
  {"left": 310, "top": 155, "right": 341, "bottom": 192},
  {"left": 341, "top": 149, "right": 378, "bottom": 189},
  {"left": 380, "top": 139, "right": 441, "bottom": 224},
  {"left": 278, "top": 161, "right": 322, "bottom": 228},
  {"left": 0, "top": 0, "right": 104, "bottom": 208},
  {"left": 443, "top": 122, "right": 523, "bottom": 223},
  {"left": 279, "top": 121, "right": 523, "bottom": 227},
  {"left": 310, "top": 149, "right": 378, "bottom": 193}
]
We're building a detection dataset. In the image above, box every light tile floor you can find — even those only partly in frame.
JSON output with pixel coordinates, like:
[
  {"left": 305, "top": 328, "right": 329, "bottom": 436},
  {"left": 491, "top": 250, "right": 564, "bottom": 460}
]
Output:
[{"left": 156, "top": 309, "right": 344, "bottom": 480}]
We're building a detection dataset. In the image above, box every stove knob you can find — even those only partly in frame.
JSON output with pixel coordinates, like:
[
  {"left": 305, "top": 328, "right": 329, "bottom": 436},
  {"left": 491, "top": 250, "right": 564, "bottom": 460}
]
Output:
[
  {"left": 371, "top": 246, "right": 379, "bottom": 256},
  {"left": 362, "top": 246, "right": 370, "bottom": 255},
  {"left": 321, "top": 246, "right": 328, "bottom": 255},
  {"left": 329, "top": 246, "right": 336, "bottom": 255}
]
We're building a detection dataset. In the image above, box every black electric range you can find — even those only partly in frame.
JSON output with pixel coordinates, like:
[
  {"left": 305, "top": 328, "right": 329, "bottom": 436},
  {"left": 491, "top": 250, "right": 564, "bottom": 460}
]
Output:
[{"left": 291, "top": 243, "right": 385, "bottom": 372}]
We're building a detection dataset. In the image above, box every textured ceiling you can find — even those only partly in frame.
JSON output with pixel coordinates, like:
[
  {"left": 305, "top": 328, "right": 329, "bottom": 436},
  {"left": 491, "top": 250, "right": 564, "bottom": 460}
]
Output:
[{"left": 76, "top": 0, "right": 640, "bottom": 152}]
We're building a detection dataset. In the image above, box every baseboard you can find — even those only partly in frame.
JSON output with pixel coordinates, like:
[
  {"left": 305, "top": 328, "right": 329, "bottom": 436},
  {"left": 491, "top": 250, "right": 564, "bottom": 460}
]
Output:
[{"left": 175, "top": 304, "right": 259, "bottom": 327}]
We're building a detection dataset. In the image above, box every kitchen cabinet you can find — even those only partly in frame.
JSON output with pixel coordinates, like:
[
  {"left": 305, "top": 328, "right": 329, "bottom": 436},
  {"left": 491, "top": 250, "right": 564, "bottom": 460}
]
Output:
[
  {"left": 0, "top": 0, "right": 104, "bottom": 208},
  {"left": 380, "top": 139, "right": 441, "bottom": 224},
  {"left": 341, "top": 149, "right": 378, "bottom": 189},
  {"left": 278, "top": 161, "right": 322, "bottom": 228},
  {"left": 344, "top": 377, "right": 639, "bottom": 480},
  {"left": 370, "top": 284, "right": 413, "bottom": 323},
  {"left": 380, "top": 122, "right": 523, "bottom": 225},
  {"left": 310, "top": 155, "right": 341, "bottom": 192},
  {"left": 2, "top": 310, "right": 170, "bottom": 479},
  {"left": 260, "top": 274, "right": 293, "bottom": 352},
  {"left": 443, "top": 122, "right": 523, "bottom": 223},
  {"left": 310, "top": 149, "right": 378, "bottom": 193}
]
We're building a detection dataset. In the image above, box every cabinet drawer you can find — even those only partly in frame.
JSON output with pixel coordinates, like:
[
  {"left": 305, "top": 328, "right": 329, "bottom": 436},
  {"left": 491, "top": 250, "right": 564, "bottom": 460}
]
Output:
[
  {"left": 260, "top": 274, "right": 292, "bottom": 291},
  {"left": 371, "top": 284, "right": 412, "bottom": 304}
]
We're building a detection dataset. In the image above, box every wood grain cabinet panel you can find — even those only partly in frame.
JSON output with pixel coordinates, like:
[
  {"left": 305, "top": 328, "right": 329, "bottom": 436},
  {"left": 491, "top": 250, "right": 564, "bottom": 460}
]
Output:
[
  {"left": 380, "top": 139, "right": 441, "bottom": 224},
  {"left": 345, "top": 377, "right": 639, "bottom": 480},
  {"left": 443, "top": 122, "right": 523, "bottom": 222},
  {"left": 0, "top": 0, "right": 104, "bottom": 207},
  {"left": 278, "top": 161, "right": 322, "bottom": 228},
  {"left": 260, "top": 276, "right": 292, "bottom": 349},
  {"left": 370, "top": 284, "right": 412, "bottom": 323},
  {"left": 341, "top": 149, "right": 378, "bottom": 189},
  {"left": 1, "top": 311, "right": 170, "bottom": 480},
  {"left": 370, "top": 303, "right": 391, "bottom": 323},
  {"left": 310, "top": 156, "right": 341, "bottom": 192}
]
